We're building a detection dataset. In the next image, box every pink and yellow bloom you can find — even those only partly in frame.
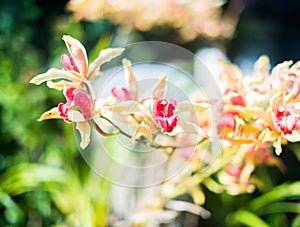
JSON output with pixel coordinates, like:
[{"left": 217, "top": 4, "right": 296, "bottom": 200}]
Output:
[
  {"left": 30, "top": 35, "right": 124, "bottom": 149},
  {"left": 67, "top": 0, "right": 236, "bottom": 41}
]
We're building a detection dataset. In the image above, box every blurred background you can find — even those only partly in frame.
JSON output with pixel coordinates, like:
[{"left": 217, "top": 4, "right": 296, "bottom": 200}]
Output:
[{"left": 0, "top": 0, "right": 299, "bottom": 226}]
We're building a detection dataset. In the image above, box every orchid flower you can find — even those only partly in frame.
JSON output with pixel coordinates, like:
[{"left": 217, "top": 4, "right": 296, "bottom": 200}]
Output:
[
  {"left": 30, "top": 35, "right": 124, "bottom": 149},
  {"left": 110, "top": 64, "right": 209, "bottom": 146}
]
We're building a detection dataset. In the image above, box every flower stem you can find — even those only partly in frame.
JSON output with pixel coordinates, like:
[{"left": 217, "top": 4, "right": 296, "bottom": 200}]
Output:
[{"left": 93, "top": 115, "right": 208, "bottom": 152}]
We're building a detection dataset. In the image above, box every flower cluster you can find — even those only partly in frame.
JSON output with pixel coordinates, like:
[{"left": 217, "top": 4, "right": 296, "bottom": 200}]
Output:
[
  {"left": 130, "top": 56, "right": 300, "bottom": 225},
  {"left": 209, "top": 56, "right": 300, "bottom": 194},
  {"left": 167, "top": 56, "right": 300, "bottom": 198},
  {"left": 30, "top": 35, "right": 207, "bottom": 150},
  {"left": 31, "top": 36, "right": 300, "bottom": 225},
  {"left": 66, "top": 0, "right": 236, "bottom": 41},
  {"left": 218, "top": 56, "right": 300, "bottom": 156}
]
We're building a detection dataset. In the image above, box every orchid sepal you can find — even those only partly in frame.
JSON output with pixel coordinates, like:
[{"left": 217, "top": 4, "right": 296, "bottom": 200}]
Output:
[
  {"left": 87, "top": 48, "right": 125, "bottom": 81},
  {"left": 30, "top": 68, "right": 81, "bottom": 85},
  {"left": 38, "top": 107, "right": 63, "bottom": 121}
]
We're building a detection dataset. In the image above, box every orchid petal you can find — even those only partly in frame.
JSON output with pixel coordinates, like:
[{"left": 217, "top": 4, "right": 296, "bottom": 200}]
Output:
[
  {"left": 257, "top": 128, "right": 278, "bottom": 149},
  {"left": 271, "top": 60, "right": 293, "bottom": 78},
  {"left": 180, "top": 122, "right": 208, "bottom": 138},
  {"left": 290, "top": 61, "right": 300, "bottom": 72},
  {"left": 30, "top": 68, "right": 80, "bottom": 85},
  {"left": 220, "top": 61, "right": 243, "bottom": 85},
  {"left": 46, "top": 80, "right": 80, "bottom": 90},
  {"left": 38, "top": 107, "right": 62, "bottom": 121},
  {"left": 62, "top": 35, "right": 88, "bottom": 76},
  {"left": 123, "top": 58, "right": 139, "bottom": 100},
  {"left": 73, "top": 89, "right": 92, "bottom": 119},
  {"left": 87, "top": 48, "right": 125, "bottom": 81},
  {"left": 76, "top": 121, "right": 91, "bottom": 149},
  {"left": 177, "top": 101, "right": 209, "bottom": 112},
  {"left": 139, "top": 103, "right": 154, "bottom": 123},
  {"left": 284, "top": 130, "right": 300, "bottom": 142},
  {"left": 253, "top": 55, "right": 270, "bottom": 76},
  {"left": 273, "top": 137, "right": 282, "bottom": 155},
  {"left": 244, "top": 108, "right": 273, "bottom": 126},
  {"left": 153, "top": 75, "right": 167, "bottom": 98},
  {"left": 112, "top": 87, "right": 132, "bottom": 101},
  {"left": 131, "top": 123, "right": 152, "bottom": 142},
  {"left": 112, "top": 101, "right": 140, "bottom": 114},
  {"left": 69, "top": 110, "right": 85, "bottom": 122}
]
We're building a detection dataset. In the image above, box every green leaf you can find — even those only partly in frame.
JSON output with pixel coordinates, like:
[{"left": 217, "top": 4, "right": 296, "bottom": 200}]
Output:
[
  {"left": 258, "top": 202, "right": 300, "bottom": 215},
  {"left": 0, "top": 190, "right": 24, "bottom": 224},
  {"left": 292, "top": 215, "right": 300, "bottom": 227},
  {"left": 231, "top": 210, "right": 270, "bottom": 227},
  {"left": 246, "top": 181, "right": 300, "bottom": 212},
  {"left": 0, "top": 164, "right": 67, "bottom": 196},
  {"left": 89, "top": 33, "right": 112, "bottom": 63}
]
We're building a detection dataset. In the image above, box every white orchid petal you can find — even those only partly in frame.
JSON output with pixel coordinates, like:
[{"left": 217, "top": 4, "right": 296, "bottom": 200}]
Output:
[
  {"left": 88, "top": 48, "right": 125, "bottom": 80},
  {"left": 46, "top": 80, "right": 80, "bottom": 90},
  {"left": 180, "top": 122, "right": 207, "bottom": 137},
  {"left": 76, "top": 121, "right": 91, "bottom": 149},
  {"left": 290, "top": 61, "right": 300, "bottom": 71},
  {"left": 273, "top": 137, "right": 282, "bottom": 156},
  {"left": 70, "top": 110, "right": 85, "bottom": 122},
  {"left": 123, "top": 58, "right": 138, "bottom": 100},
  {"left": 256, "top": 128, "right": 277, "bottom": 150},
  {"left": 271, "top": 60, "right": 293, "bottom": 78},
  {"left": 253, "top": 55, "right": 270, "bottom": 75},
  {"left": 62, "top": 35, "right": 88, "bottom": 76},
  {"left": 113, "top": 101, "right": 140, "bottom": 114},
  {"left": 153, "top": 75, "right": 167, "bottom": 98},
  {"left": 284, "top": 130, "right": 300, "bottom": 142},
  {"left": 30, "top": 68, "right": 80, "bottom": 85},
  {"left": 177, "top": 101, "right": 209, "bottom": 113}
]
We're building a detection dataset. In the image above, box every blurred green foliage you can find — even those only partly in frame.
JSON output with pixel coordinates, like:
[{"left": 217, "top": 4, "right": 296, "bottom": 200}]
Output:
[{"left": 0, "top": 0, "right": 114, "bottom": 226}]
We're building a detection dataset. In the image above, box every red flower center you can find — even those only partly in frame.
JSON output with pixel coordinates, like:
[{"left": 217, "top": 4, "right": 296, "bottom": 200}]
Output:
[
  {"left": 274, "top": 104, "right": 298, "bottom": 135},
  {"left": 153, "top": 98, "right": 178, "bottom": 133}
]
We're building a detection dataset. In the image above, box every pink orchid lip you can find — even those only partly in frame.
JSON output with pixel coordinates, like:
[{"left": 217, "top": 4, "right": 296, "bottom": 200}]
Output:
[
  {"left": 274, "top": 104, "right": 298, "bottom": 135},
  {"left": 58, "top": 87, "right": 92, "bottom": 123},
  {"left": 153, "top": 98, "right": 178, "bottom": 133}
]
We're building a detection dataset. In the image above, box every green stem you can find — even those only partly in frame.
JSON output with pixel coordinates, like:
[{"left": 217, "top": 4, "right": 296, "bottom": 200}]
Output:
[{"left": 98, "top": 115, "right": 208, "bottom": 150}]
